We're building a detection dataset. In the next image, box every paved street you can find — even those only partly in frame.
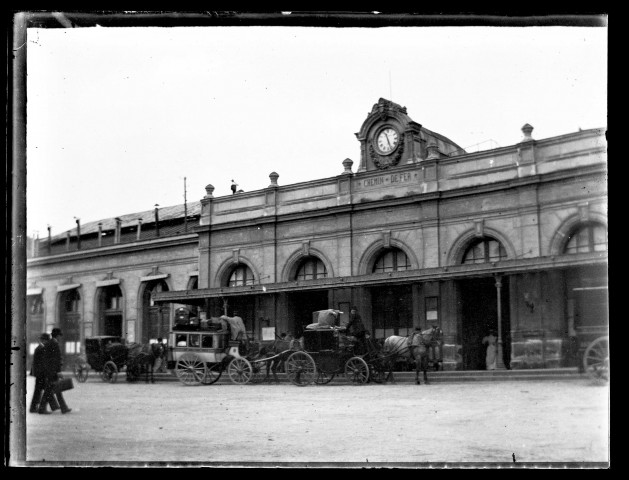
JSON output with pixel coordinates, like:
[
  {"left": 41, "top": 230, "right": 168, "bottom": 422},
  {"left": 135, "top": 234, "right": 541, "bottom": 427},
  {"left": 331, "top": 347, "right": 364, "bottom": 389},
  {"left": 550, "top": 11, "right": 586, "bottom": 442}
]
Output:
[{"left": 21, "top": 374, "right": 609, "bottom": 467}]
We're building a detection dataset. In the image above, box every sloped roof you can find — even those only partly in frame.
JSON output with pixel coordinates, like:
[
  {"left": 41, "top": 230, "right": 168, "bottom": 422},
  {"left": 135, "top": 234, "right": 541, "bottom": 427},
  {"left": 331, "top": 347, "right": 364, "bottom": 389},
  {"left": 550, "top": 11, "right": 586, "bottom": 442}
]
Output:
[{"left": 50, "top": 201, "right": 202, "bottom": 242}]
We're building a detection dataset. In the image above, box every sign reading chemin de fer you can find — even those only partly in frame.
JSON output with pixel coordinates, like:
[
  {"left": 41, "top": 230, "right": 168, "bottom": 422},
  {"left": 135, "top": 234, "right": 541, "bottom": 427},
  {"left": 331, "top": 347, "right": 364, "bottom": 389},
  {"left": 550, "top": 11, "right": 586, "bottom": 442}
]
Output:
[{"left": 357, "top": 171, "right": 417, "bottom": 188}]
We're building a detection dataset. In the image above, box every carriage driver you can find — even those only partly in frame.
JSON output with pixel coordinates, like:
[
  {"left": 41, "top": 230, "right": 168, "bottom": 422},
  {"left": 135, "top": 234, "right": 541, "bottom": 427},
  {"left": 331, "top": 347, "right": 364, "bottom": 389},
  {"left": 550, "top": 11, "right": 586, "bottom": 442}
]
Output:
[{"left": 345, "top": 306, "right": 367, "bottom": 354}]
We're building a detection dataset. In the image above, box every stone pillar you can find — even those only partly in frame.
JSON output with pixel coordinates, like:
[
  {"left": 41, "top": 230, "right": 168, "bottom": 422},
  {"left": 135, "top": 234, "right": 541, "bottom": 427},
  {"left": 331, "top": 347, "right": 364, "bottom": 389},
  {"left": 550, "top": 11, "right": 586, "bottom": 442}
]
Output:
[
  {"left": 517, "top": 123, "right": 537, "bottom": 177},
  {"left": 495, "top": 275, "right": 506, "bottom": 370}
]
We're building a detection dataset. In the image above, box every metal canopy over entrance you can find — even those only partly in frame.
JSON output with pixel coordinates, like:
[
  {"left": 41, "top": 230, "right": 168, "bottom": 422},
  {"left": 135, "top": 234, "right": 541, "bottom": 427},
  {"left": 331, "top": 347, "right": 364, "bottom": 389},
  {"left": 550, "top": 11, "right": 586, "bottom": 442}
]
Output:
[{"left": 152, "top": 253, "right": 606, "bottom": 305}]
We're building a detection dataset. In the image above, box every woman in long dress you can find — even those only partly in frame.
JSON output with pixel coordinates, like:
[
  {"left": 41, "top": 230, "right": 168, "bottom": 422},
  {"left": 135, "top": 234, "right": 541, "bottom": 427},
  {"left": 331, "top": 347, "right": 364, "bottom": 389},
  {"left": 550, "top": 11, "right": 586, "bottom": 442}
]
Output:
[{"left": 482, "top": 330, "right": 497, "bottom": 370}]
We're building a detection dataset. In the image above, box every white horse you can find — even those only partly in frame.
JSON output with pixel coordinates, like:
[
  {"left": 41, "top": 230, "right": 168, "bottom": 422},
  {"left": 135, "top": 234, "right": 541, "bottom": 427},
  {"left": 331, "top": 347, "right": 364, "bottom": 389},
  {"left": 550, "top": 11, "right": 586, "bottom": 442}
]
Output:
[{"left": 383, "top": 326, "right": 443, "bottom": 385}]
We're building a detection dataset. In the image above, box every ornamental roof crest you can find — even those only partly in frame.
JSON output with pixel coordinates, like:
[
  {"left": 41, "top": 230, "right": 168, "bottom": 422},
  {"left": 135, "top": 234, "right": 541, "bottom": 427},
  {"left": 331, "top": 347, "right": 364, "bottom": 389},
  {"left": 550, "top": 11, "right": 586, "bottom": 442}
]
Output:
[{"left": 370, "top": 98, "right": 408, "bottom": 120}]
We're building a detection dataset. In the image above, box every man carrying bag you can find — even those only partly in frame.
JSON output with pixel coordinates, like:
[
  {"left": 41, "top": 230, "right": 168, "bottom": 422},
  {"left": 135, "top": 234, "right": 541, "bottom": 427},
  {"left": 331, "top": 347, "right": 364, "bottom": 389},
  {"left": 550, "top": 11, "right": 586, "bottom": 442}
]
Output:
[
  {"left": 40, "top": 328, "right": 72, "bottom": 414},
  {"left": 29, "top": 333, "right": 60, "bottom": 413}
]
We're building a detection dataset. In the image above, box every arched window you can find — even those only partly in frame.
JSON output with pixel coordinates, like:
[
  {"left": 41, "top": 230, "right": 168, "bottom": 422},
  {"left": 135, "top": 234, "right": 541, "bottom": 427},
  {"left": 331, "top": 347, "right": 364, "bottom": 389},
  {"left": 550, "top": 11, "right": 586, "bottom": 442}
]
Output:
[
  {"left": 58, "top": 289, "right": 81, "bottom": 357},
  {"left": 29, "top": 295, "right": 44, "bottom": 315},
  {"left": 142, "top": 280, "right": 169, "bottom": 344},
  {"left": 564, "top": 223, "right": 607, "bottom": 254},
  {"left": 295, "top": 257, "right": 327, "bottom": 280},
  {"left": 64, "top": 289, "right": 81, "bottom": 312},
  {"left": 228, "top": 264, "right": 255, "bottom": 287},
  {"left": 373, "top": 248, "right": 411, "bottom": 273},
  {"left": 462, "top": 237, "right": 507, "bottom": 264},
  {"left": 99, "top": 285, "right": 123, "bottom": 337}
]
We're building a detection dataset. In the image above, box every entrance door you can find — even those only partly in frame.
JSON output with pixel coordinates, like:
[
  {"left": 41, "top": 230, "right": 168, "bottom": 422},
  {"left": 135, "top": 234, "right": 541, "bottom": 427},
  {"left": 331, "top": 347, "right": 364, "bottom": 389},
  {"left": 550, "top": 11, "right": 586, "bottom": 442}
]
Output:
[
  {"left": 459, "top": 277, "right": 510, "bottom": 370},
  {"left": 288, "top": 291, "right": 329, "bottom": 337},
  {"left": 371, "top": 285, "right": 413, "bottom": 339}
]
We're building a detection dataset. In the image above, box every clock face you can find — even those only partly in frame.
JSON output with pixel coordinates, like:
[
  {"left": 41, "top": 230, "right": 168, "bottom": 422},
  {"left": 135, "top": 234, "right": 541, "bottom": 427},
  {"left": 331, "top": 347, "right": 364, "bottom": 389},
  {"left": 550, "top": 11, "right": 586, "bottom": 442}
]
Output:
[{"left": 376, "top": 127, "right": 399, "bottom": 155}]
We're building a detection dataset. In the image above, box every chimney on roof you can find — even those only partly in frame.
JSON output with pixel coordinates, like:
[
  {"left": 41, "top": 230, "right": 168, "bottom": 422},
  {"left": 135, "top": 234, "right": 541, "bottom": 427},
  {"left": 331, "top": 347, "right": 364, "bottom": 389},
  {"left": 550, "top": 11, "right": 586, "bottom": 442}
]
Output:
[
  {"left": 115, "top": 217, "right": 122, "bottom": 244},
  {"left": 154, "top": 205, "right": 160, "bottom": 237},
  {"left": 137, "top": 218, "right": 143, "bottom": 241},
  {"left": 98, "top": 222, "right": 103, "bottom": 247},
  {"left": 47, "top": 225, "right": 52, "bottom": 255},
  {"left": 75, "top": 218, "right": 81, "bottom": 250},
  {"left": 66, "top": 231, "right": 71, "bottom": 252}
]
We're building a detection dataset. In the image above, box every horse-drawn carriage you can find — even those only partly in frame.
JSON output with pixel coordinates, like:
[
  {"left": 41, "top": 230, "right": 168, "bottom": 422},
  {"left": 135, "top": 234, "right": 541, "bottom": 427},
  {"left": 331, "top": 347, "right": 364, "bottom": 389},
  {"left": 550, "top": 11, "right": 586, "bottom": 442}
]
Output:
[
  {"left": 292, "top": 309, "right": 372, "bottom": 385},
  {"left": 167, "top": 327, "right": 317, "bottom": 386},
  {"left": 73, "top": 336, "right": 163, "bottom": 383}
]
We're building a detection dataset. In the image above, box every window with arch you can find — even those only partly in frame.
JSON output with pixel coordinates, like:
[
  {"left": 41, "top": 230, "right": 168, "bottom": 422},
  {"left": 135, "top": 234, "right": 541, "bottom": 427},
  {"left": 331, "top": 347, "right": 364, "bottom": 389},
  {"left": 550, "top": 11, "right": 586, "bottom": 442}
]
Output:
[
  {"left": 102, "top": 285, "right": 122, "bottom": 310},
  {"left": 28, "top": 294, "right": 44, "bottom": 315},
  {"left": 295, "top": 257, "right": 327, "bottom": 280},
  {"left": 373, "top": 248, "right": 411, "bottom": 273},
  {"left": 462, "top": 237, "right": 507, "bottom": 264},
  {"left": 228, "top": 264, "right": 255, "bottom": 287},
  {"left": 64, "top": 289, "right": 81, "bottom": 312},
  {"left": 564, "top": 223, "right": 607, "bottom": 254}
]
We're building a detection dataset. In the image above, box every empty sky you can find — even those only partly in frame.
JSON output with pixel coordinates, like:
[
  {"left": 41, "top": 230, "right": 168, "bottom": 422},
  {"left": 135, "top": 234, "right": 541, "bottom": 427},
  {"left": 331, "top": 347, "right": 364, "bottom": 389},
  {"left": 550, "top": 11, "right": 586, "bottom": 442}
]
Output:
[{"left": 25, "top": 23, "right": 607, "bottom": 238}]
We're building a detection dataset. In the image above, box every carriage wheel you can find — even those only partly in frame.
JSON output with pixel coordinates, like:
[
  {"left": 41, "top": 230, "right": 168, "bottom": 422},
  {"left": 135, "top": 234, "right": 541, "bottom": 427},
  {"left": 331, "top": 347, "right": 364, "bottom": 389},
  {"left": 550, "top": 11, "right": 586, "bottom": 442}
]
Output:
[
  {"left": 227, "top": 358, "right": 253, "bottom": 385},
  {"left": 201, "top": 363, "right": 222, "bottom": 385},
  {"left": 345, "top": 357, "right": 370, "bottom": 384},
  {"left": 285, "top": 351, "right": 317, "bottom": 386},
  {"left": 314, "top": 370, "right": 335, "bottom": 385},
  {"left": 176, "top": 353, "right": 207, "bottom": 386},
  {"left": 74, "top": 358, "right": 89, "bottom": 383},
  {"left": 101, "top": 361, "right": 118, "bottom": 383},
  {"left": 583, "top": 336, "right": 609, "bottom": 382}
]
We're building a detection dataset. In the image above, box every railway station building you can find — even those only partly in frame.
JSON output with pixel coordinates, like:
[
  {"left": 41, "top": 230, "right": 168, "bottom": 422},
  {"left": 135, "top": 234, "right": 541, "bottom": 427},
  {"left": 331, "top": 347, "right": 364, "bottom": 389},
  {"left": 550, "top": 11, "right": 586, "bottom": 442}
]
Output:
[{"left": 26, "top": 98, "right": 608, "bottom": 371}]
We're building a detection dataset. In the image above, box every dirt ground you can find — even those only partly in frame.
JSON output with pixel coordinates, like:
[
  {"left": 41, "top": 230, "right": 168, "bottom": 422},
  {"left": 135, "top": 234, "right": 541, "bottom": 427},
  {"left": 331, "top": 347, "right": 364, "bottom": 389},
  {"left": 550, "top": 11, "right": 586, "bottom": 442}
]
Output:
[{"left": 21, "top": 375, "right": 609, "bottom": 467}]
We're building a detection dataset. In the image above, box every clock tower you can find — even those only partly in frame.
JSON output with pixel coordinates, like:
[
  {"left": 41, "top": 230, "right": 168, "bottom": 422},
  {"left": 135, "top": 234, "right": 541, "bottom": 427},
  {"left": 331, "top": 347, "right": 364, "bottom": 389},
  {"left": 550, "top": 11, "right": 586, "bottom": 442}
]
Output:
[{"left": 355, "top": 98, "right": 464, "bottom": 172}]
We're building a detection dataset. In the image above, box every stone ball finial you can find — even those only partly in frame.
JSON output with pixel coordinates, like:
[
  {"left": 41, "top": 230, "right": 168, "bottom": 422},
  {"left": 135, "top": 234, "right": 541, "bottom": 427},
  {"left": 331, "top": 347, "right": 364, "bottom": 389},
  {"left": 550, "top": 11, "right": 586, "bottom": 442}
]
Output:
[
  {"left": 342, "top": 158, "right": 353, "bottom": 174},
  {"left": 521, "top": 123, "right": 534, "bottom": 142},
  {"left": 205, "top": 184, "right": 215, "bottom": 198},
  {"left": 269, "top": 172, "right": 279, "bottom": 187}
]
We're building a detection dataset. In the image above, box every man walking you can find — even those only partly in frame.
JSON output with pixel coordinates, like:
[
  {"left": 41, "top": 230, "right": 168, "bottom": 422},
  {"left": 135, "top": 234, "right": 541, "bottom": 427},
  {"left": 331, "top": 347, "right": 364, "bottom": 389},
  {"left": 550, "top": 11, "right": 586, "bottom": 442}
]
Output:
[
  {"left": 29, "top": 333, "right": 59, "bottom": 413},
  {"left": 40, "top": 328, "right": 72, "bottom": 414}
]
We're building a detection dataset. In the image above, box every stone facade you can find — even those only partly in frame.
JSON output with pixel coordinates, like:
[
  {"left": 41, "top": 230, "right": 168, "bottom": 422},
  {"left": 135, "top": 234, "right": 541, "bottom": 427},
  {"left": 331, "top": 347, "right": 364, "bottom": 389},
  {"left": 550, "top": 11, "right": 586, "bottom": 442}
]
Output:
[{"left": 26, "top": 98, "right": 608, "bottom": 371}]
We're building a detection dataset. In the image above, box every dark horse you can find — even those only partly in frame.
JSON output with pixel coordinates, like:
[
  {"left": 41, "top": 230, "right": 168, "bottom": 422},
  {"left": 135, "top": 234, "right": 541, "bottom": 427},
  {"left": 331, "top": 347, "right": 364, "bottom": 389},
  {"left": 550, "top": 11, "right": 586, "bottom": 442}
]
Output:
[
  {"left": 125, "top": 342, "right": 164, "bottom": 383},
  {"left": 255, "top": 335, "right": 301, "bottom": 383},
  {"left": 383, "top": 326, "right": 443, "bottom": 385}
]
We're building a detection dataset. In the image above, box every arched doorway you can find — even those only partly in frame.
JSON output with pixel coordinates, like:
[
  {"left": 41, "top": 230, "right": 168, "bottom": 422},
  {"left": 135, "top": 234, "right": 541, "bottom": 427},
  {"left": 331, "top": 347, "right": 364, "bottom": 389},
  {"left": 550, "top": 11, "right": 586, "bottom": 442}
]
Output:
[
  {"left": 370, "top": 248, "right": 413, "bottom": 339},
  {"left": 57, "top": 288, "right": 82, "bottom": 364},
  {"left": 288, "top": 256, "right": 329, "bottom": 337},
  {"left": 142, "top": 280, "right": 170, "bottom": 344},
  {"left": 458, "top": 237, "right": 510, "bottom": 370},
  {"left": 98, "top": 285, "right": 123, "bottom": 337},
  {"left": 26, "top": 293, "right": 44, "bottom": 369},
  {"left": 562, "top": 222, "right": 608, "bottom": 366},
  {"left": 211, "top": 264, "right": 257, "bottom": 337}
]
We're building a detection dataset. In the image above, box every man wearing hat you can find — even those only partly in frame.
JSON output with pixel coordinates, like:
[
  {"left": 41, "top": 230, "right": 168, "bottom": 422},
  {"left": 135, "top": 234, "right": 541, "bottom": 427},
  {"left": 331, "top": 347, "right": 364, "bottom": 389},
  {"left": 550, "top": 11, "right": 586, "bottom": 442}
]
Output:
[
  {"left": 346, "top": 306, "right": 367, "bottom": 355},
  {"left": 40, "top": 328, "right": 72, "bottom": 414},
  {"left": 29, "top": 332, "right": 59, "bottom": 413}
]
